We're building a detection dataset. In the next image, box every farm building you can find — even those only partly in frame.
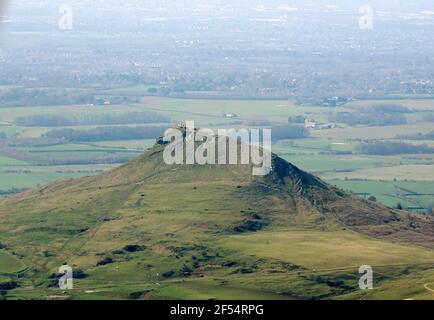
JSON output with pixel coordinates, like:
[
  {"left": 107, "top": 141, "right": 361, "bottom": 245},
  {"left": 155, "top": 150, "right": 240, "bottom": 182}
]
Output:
[{"left": 304, "top": 118, "right": 317, "bottom": 128}]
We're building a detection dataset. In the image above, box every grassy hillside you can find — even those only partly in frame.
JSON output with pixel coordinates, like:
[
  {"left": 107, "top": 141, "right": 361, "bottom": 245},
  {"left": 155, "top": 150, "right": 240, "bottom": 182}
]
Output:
[{"left": 1, "top": 142, "right": 434, "bottom": 300}]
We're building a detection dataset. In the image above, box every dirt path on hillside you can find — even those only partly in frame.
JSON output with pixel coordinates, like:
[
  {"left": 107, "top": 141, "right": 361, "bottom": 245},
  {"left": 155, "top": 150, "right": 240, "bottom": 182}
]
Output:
[{"left": 424, "top": 283, "right": 434, "bottom": 293}]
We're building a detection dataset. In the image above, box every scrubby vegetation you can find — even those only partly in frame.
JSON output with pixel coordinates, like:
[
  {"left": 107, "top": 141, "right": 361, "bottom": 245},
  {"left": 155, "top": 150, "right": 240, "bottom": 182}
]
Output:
[
  {"left": 271, "top": 125, "right": 309, "bottom": 141},
  {"left": 123, "top": 245, "right": 145, "bottom": 253},
  {"left": 0, "top": 282, "right": 19, "bottom": 290},
  {"left": 287, "top": 115, "right": 306, "bottom": 124},
  {"left": 96, "top": 257, "right": 114, "bottom": 266}
]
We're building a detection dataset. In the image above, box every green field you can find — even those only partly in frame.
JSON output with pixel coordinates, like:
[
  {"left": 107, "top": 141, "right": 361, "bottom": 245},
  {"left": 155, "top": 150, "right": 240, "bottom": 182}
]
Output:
[
  {"left": 328, "top": 179, "right": 434, "bottom": 210},
  {"left": 322, "top": 164, "right": 434, "bottom": 181},
  {"left": 0, "top": 172, "right": 97, "bottom": 190},
  {"left": 0, "top": 156, "right": 28, "bottom": 166},
  {"left": 221, "top": 229, "right": 434, "bottom": 269}
]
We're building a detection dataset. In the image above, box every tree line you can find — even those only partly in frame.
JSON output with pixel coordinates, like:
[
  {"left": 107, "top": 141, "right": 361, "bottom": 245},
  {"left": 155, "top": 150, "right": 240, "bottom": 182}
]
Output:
[
  {"left": 398, "top": 131, "right": 434, "bottom": 140},
  {"left": 357, "top": 141, "right": 434, "bottom": 155},
  {"left": 15, "top": 111, "right": 169, "bottom": 127},
  {"left": 332, "top": 112, "right": 407, "bottom": 126},
  {"left": 43, "top": 126, "right": 168, "bottom": 142},
  {"left": 43, "top": 124, "right": 309, "bottom": 143},
  {"left": 360, "top": 104, "right": 412, "bottom": 114}
]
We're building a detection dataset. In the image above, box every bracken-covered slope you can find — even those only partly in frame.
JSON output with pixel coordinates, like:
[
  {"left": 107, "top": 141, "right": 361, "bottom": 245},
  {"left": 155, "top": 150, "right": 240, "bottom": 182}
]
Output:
[{"left": 1, "top": 143, "right": 434, "bottom": 300}]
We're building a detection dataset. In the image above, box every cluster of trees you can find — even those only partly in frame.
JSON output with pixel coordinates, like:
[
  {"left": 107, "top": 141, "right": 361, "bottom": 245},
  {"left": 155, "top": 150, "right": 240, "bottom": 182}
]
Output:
[
  {"left": 333, "top": 112, "right": 407, "bottom": 126},
  {"left": 331, "top": 104, "right": 412, "bottom": 127},
  {"left": 357, "top": 141, "right": 434, "bottom": 155},
  {"left": 398, "top": 130, "right": 434, "bottom": 140},
  {"left": 271, "top": 125, "right": 309, "bottom": 141},
  {"left": 287, "top": 116, "right": 306, "bottom": 124},
  {"left": 44, "top": 126, "right": 167, "bottom": 142},
  {"left": 361, "top": 104, "right": 412, "bottom": 114},
  {"left": 15, "top": 112, "right": 169, "bottom": 127}
]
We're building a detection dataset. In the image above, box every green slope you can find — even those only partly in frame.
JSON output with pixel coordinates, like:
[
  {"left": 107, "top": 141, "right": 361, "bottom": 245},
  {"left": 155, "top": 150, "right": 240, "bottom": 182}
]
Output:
[{"left": 0, "top": 142, "right": 434, "bottom": 300}]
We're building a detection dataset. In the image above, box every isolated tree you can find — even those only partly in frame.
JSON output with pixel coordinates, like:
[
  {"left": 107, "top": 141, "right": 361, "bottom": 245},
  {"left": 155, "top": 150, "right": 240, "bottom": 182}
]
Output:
[{"left": 396, "top": 203, "right": 403, "bottom": 210}]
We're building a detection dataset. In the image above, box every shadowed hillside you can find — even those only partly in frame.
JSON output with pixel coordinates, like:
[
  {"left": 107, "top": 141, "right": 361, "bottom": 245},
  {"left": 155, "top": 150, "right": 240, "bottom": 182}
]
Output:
[{"left": 1, "top": 141, "right": 434, "bottom": 300}]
